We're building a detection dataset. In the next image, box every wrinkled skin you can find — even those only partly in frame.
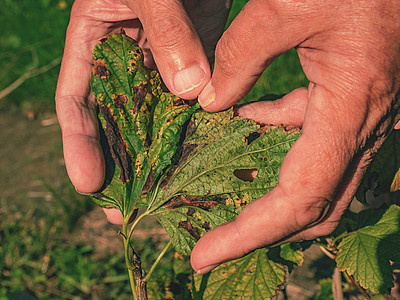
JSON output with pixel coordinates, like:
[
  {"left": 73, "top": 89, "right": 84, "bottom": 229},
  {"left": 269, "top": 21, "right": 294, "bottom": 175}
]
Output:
[
  {"left": 56, "top": 0, "right": 229, "bottom": 195},
  {"left": 56, "top": 0, "right": 400, "bottom": 286}
]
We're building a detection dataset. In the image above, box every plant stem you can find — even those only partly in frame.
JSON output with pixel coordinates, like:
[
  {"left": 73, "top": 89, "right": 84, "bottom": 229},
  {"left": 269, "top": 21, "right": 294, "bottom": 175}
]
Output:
[
  {"left": 128, "top": 269, "right": 139, "bottom": 300},
  {"left": 122, "top": 220, "right": 140, "bottom": 300},
  {"left": 122, "top": 217, "right": 148, "bottom": 300},
  {"left": 143, "top": 240, "right": 172, "bottom": 283},
  {"left": 343, "top": 271, "right": 371, "bottom": 299},
  {"left": 128, "top": 211, "right": 149, "bottom": 242},
  {"left": 318, "top": 245, "right": 336, "bottom": 260},
  {"left": 332, "top": 267, "right": 343, "bottom": 300}
]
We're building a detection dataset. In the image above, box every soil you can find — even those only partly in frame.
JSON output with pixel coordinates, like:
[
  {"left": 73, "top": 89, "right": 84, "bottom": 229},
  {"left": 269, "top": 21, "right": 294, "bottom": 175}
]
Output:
[{"left": 0, "top": 109, "right": 65, "bottom": 212}]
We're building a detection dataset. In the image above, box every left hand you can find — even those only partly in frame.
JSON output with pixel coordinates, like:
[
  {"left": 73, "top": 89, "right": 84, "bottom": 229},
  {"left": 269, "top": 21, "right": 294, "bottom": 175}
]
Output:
[{"left": 55, "top": 0, "right": 229, "bottom": 201}]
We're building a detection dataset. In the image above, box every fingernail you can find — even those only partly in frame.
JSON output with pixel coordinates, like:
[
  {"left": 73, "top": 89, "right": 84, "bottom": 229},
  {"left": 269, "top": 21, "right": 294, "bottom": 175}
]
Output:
[
  {"left": 198, "top": 81, "right": 215, "bottom": 108},
  {"left": 196, "top": 263, "right": 220, "bottom": 275},
  {"left": 75, "top": 187, "right": 91, "bottom": 196},
  {"left": 173, "top": 65, "right": 206, "bottom": 94}
]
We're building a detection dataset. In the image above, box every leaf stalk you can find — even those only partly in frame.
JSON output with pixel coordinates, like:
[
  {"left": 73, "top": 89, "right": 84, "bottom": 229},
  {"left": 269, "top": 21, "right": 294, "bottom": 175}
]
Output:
[{"left": 143, "top": 240, "right": 172, "bottom": 283}]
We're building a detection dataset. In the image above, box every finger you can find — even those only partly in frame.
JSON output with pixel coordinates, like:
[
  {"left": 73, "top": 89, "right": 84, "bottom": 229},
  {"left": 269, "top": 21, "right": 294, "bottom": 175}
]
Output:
[
  {"left": 103, "top": 207, "right": 124, "bottom": 225},
  {"left": 182, "top": 0, "right": 231, "bottom": 62},
  {"left": 197, "top": 0, "right": 330, "bottom": 111},
  {"left": 102, "top": 207, "right": 138, "bottom": 225},
  {"left": 127, "top": 0, "right": 211, "bottom": 99},
  {"left": 191, "top": 84, "right": 363, "bottom": 274},
  {"left": 235, "top": 87, "right": 310, "bottom": 127},
  {"left": 56, "top": 10, "right": 107, "bottom": 193}
]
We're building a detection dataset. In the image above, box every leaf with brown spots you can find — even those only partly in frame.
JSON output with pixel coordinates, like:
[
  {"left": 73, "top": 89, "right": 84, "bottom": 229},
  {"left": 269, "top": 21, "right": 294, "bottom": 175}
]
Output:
[
  {"left": 193, "top": 248, "right": 287, "bottom": 300},
  {"left": 90, "top": 32, "right": 199, "bottom": 216},
  {"left": 156, "top": 204, "right": 237, "bottom": 254},
  {"left": 150, "top": 109, "right": 299, "bottom": 212},
  {"left": 151, "top": 109, "right": 299, "bottom": 255}
]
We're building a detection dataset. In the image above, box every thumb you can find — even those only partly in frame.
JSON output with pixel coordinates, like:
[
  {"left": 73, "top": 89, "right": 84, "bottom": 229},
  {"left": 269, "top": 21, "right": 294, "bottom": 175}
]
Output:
[
  {"left": 126, "top": 0, "right": 211, "bottom": 99},
  {"left": 198, "top": 0, "right": 328, "bottom": 111},
  {"left": 191, "top": 83, "right": 358, "bottom": 274}
]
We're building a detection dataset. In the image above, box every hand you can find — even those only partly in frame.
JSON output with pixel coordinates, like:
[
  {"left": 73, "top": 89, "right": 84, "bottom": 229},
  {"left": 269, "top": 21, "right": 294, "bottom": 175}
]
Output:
[
  {"left": 191, "top": 0, "right": 400, "bottom": 274},
  {"left": 55, "top": 0, "right": 230, "bottom": 198}
]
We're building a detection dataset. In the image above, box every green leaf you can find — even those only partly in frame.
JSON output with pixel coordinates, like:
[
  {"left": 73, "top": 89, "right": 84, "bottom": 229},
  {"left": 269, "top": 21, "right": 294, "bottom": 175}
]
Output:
[
  {"left": 151, "top": 109, "right": 299, "bottom": 210},
  {"left": 152, "top": 109, "right": 299, "bottom": 251},
  {"left": 280, "top": 243, "right": 305, "bottom": 267},
  {"left": 335, "top": 204, "right": 400, "bottom": 294},
  {"left": 356, "top": 130, "right": 400, "bottom": 204},
  {"left": 89, "top": 32, "right": 198, "bottom": 216},
  {"left": 192, "top": 249, "right": 287, "bottom": 299},
  {"left": 155, "top": 204, "right": 238, "bottom": 255}
]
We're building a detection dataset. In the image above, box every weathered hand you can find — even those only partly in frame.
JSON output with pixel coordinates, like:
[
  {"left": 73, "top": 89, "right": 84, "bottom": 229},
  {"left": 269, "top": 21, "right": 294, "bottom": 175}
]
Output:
[
  {"left": 191, "top": 0, "right": 400, "bottom": 274},
  {"left": 55, "top": 0, "right": 230, "bottom": 195}
]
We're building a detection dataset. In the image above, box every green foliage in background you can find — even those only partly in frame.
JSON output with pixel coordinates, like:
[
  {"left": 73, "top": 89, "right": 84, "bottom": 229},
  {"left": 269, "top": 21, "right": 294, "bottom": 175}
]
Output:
[{"left": 0, "top": 0, "right": 73, "bottom": 112}]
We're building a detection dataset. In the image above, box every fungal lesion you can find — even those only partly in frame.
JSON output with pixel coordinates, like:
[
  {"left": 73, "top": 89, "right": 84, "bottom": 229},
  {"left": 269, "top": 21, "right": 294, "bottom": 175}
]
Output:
[
  {"left": 92, "top": 60, "right": 109, "bottom": 79},
  {"left": 163, "top": 194, "right": 226, "bottom": 211},
  {"left": 178, "top": 219, "right": 200, "bottom": 240},
  {"left": 113, "top": 94, "right": 129, "bottom": 109},
  {"left": 99, "top": 104, "right": 133, "bottom": 183}
]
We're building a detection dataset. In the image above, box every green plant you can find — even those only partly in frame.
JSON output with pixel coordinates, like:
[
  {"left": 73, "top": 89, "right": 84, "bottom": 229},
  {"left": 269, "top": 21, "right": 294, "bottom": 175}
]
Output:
[
  {"left": 0, "top": 197, "right": 133, "bottom": 299},
  {"left": 0, "top": 0, "right": 73, "bottom": 114},
  {"left": 88, "top": 31, "right": 400, "bottom": 299}
]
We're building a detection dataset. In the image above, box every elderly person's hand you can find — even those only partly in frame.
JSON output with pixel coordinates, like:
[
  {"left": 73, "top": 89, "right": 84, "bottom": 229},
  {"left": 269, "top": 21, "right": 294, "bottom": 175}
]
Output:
[
  {"left": 55, "top": 0, "right": 229, "bottom": 197},
  {"left": 191, "top": 0, "right": 400, "bottom": 274}
]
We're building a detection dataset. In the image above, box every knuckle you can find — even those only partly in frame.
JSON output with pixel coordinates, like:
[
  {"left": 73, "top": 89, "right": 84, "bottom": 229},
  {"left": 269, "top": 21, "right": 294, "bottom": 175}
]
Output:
[
  {"left": 292, "top": 196, "right": 332, "bottom": 229},
  {"left": 214, "top": 32, "right": 244, "bottom": 79},
  {"left": 150, "top": 10, "right": 194, "bottom": 49}
]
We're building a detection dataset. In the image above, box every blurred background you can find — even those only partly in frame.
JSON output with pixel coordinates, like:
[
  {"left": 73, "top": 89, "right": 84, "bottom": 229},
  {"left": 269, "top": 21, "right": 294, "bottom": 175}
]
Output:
[{"left": 0, "top": 1, "right": 328, "bottom": 299}]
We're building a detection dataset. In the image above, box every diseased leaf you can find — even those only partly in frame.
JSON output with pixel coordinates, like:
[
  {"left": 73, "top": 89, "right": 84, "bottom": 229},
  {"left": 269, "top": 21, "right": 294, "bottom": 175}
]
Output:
[
  {"left": 155, "top": 204, "right": 238, "bottom": 255},
  {"left": 151, "top": 109, "right": 299, "bottom": 250},
  {"left": 192, "top": 249, "right": 287, "bottom": 300},
  {"left": 88, "top": 32, "right": 303, "bottom": 300},
  {"left": 356, "top": 130, "right": 400, "bottom": 204},
  {"left": 335, "top": 204, "right": 400, "bottom": 294},
  {"left": 89, "top": 32, "right": 198, "bottom": 216},
  {"left": 280, "top": 243, "right": 305, "bottom": 267}
]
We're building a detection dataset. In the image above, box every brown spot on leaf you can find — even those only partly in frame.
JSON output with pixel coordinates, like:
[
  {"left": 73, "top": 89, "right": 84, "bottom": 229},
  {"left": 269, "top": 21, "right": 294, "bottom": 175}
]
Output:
[
  {"left": 173, "top": 98, "right": 186, "bottom": 106},
  {"left": 164, "top": 194, "right": 225, "bottom": 211},
  {"left": 202, "top": 221, "right": 212, "bottom": 231},
  {"left": 178, "top": 143, "right": 197, "bottom": 166},
  {"left": 178, "top": 219, "right": 200, "bottom": 240},
  {"left": 187, "top": 207, "right": 195, "bottom": 216},
  {"left": 91, "top": 192, "right": 103, "bottom": 199},
  {"left": 144, "top": 132, "right": 152, "bottom": 149},
  {"left": 100, "top": 37, "right": 108, "bottom": 43},
  {"left": 141, "top": 170, "right": 153, "bottom": 196},
  {"left": 92, "top": 60, "right": 109, "bottom": 79},
  {"left": 100, "top": 104, "right": 132, "bottom": 183},
  {"left": 131, "top": 83, "right": 148, "bottom": 114},
  {"left": 113, "top": 94, "right": 128, "bottom": 109}
]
